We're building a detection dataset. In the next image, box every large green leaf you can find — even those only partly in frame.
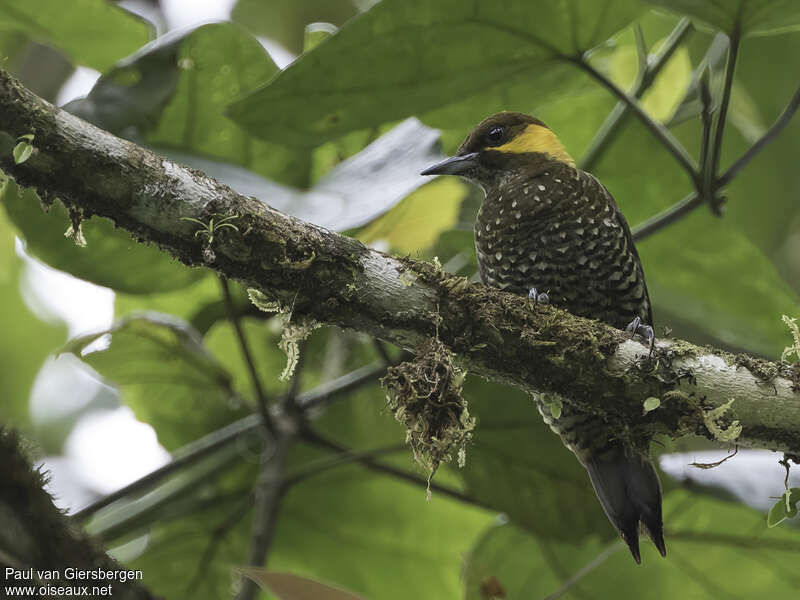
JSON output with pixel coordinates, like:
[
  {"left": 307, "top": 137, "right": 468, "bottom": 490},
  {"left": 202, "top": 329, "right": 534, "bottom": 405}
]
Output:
[
  {"left": 718, "top": 31, "right": 800, "bottom": 296},
  {"left": 227, "top": 0, "right": 644, "bottom": 146},
  {"left": 646, "top": 0, "right": 800, "bottom": 36},
  {"left": 460, "top": 379, "right": 611, "bottom": 541},
  {"left": 0, "top": 179, "right": 202, "bottom": 294},
  {"left": 232, "top": 0, "right": 361, "bottom": 54},
  {"left": 0, "top": 0, "right": 151, "bottom": 72},
  {"left": 270, "top": 461, "right": 492, "bottom": 600},
  {"left": 63, "top": 313, "right": 243, "bottom": 450},
  {"left": 0, "top": 205, "right": 65, "bottom": 429},
  {"left": 464, "top": 489, "right": 800, "bottom": 599},
  {"left": 66, "top": 22, "right": 443, "bottom": 231}
]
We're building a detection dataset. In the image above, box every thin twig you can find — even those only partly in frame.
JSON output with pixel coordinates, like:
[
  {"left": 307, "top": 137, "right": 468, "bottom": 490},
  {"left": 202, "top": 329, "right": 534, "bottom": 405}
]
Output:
[
  {"left": 631, "top": 191, "right": 702, "bottom": 241},
  {"left": 668, "top": 529, "right": 800, "bottom": 552},
  {"left": 718, "top": 83, "right": 800, "bottom": 187},
  {"left": 301, "top": 429, "right": 494, "bottom": 510},
  {"left": 706, "top": 28, "right": 740, "bottom": 215},
  {"left": 372, "top": 338, "right": 394, "bottom": 366},
  {"left": 71, "top": 415, "right": 260, "bottom": 521},
  {"left": 299, "top": 362, "right": 386, "bottom": 410},
  {"left": 543, "top": 542, "right": 624, "bottom": 600},
  {"left": 572, "top": 55, "right": 699, "bottom": 182},
  {"left": 580, "top": 18, "right": 694, "bottom": 172},
  {"left": 219, "top": 275, "right": 275, "bottom": 432},
  {"left": 74, "top": 363, "right": 385, "bottom": 521},
  {"left": 235, "top": 432, "right": 292, "bottom": 600},
  {"left": 283, "top": 443, "right": 410, "bottom": 486},
  {"left": 186, "top": 496, "right": 253, "bottom": 595},
  {"left": 697, "top": 65, "right": 714, "bottom": 202}
]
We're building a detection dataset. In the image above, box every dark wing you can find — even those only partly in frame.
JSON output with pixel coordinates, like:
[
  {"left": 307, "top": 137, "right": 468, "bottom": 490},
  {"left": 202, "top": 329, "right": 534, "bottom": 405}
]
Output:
[{"left": 584, "top": 172, "right": 653, "bottom": 326}]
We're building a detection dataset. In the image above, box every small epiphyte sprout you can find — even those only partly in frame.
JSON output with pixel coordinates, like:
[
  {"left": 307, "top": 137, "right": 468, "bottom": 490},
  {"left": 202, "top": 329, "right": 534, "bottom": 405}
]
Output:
[{"left": 181, "top": 213, "right": 240, "bottom": 245}]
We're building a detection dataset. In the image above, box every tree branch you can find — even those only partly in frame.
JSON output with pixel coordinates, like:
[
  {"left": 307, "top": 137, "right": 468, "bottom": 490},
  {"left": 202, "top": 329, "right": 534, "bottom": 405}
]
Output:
[
  {"left": 0, "top": 429, "right": 158, "bottom": 600},
  {"left": 1, "top": 69, "right": 799, "bottom": 454},
  {"left": 73, "top": 362, "right": 386, "bottom": 522},
  {"left": 235, "top": 431, "right": 291, "bottom": 600}
]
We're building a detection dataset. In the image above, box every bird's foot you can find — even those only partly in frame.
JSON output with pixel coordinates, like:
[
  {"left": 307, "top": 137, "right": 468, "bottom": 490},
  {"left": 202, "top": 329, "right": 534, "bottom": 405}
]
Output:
[
  {"left": 625, "top": 316, "right": 655, "bottom": 354},
  {"left": 528, "top": 287, "right": 550, "bottom": 305}
]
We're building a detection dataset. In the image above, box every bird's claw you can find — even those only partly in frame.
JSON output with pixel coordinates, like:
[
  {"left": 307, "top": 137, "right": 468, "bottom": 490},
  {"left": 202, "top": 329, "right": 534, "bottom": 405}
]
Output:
[
  {"left": 528, "top": 287, "right": 549, "bottom": 305},
  {"left": 625, "top": 316, "right": 655, "bottom": 353}
]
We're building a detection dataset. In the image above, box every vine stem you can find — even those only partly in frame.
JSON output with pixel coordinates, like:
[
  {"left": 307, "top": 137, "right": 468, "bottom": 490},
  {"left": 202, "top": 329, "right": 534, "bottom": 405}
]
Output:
[
  {"left": 705, "top": 27, "right": 740, "bottom": 215},
  {"left": 219, "top": 275, "right": 275, "bottom": 432},
  {"left": 717, "top": 83, "right": 800, "bottom": 188},
  {"left": 572, "top": 55, "right": 699, "bottom": 183},
  {"left": 580, "top": 18, "right": 694, "bottom": 172}
]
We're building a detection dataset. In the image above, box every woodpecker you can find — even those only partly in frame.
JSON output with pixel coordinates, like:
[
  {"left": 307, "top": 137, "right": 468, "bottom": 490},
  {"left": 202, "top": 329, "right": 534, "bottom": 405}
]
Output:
[{"left": 421, "top": 112, "right": 665, "bottom": 564}]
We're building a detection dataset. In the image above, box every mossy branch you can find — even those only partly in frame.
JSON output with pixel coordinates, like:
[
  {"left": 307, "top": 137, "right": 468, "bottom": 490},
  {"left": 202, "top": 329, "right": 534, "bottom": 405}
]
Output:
[{"left": 1, "top": 69, "right": 799, "bottom": 454}]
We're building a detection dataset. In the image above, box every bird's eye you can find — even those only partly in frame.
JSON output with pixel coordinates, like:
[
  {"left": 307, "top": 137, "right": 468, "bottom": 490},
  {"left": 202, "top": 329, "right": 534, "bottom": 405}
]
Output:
[{"left": 486, "top": 126, "right": 505, "bottom": 144}]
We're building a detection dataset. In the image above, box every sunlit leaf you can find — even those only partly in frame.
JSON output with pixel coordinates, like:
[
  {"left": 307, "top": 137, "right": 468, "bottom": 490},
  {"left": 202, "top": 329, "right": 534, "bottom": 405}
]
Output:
[{"left": 356, "top": 177, "right": 465, "bottom": 253}]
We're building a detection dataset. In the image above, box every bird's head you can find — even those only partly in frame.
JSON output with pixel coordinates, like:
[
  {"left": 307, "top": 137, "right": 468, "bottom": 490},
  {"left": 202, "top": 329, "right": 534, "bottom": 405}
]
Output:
[{"left": 421, "top": 112, "right": 574, "bottom": 185}]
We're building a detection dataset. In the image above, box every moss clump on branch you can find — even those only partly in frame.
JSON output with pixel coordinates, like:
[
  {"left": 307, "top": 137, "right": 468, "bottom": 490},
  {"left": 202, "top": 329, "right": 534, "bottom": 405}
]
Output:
[{"left": 381, "top": 338, "right": 475, "bottom": 488}]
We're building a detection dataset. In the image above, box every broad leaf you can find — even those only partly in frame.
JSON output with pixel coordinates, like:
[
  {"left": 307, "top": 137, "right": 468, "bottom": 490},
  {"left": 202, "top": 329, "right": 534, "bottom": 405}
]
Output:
[
  {"left": 0, "top": 207, "right": 66, "bottom": 428},
  {"left": 0, "top": 0, "right": 151, "bottom": 72},
  {"left": 645, "top": 0, "right": 800, "bottom": 36},
  {"left": 459, "top": 379, "right": 611, "bottom": 541},
  {"left": 464, "top": 489, "right": 800, "bottom": 599},
  {"left": 232, "top": 0, "right": 360, "bottom": 54},
  {"left": 63, "top": 313, "right": 242, "bottom": 450},
  {"left": 227, "top": 0, "right": 644, "bottom": 146},
  {"left": 0, "top": 179, "right": 202, "bottom": 294},
  {"left": 159, "top": 118, "right": 447, "bottom": 232}
]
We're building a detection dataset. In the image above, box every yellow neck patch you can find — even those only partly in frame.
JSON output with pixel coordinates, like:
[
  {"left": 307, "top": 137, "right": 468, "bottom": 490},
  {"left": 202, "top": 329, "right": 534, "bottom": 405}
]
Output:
[{"left": 492, "top": 124, "right": 575, "bottom": 166}]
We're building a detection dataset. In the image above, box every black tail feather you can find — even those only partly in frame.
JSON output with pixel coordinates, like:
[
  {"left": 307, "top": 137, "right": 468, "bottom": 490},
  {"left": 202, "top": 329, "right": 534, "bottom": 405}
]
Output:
[{"left": 584, "top": 445, "right": 665, "bottom": 563}]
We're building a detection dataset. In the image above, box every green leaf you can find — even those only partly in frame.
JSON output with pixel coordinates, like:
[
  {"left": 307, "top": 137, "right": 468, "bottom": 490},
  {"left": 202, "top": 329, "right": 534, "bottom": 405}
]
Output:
[
  {"left": 63, "top": 313, "right": 242, "bottom": 450},
  {"left": 158, "top": 118, "right": 448, "bottom": 232},
  {"left": 227, "top": 0, "right": 644, "bottom": 146},
  {"left": 12, "top": 141, "right": 32, "bottom": 164},
  {"left": 232, "top": 0, "right": 360, "bottom": 54},
  {"left": 0, "top": 0, "right": 151, "bottom": 72},
  {"left": 645, "top": 0, "right": 800, "bottom": 36},
  {"left": 0, "top": 208, "right": 65, "bottom": 429},
  {"left": 643, "top": 397, "right": 661, "bottom": 413},
  {"left": 356, "top": 177, "right": 465, "bottom": 252},
  {"left": 240, "top": 569, "right": 367, "bottom": 600},
  {"left": 0, "top": 179, "right": 202, "bottom": 294},
  {"left": 270, "top": 461, "right": 492, "bottom": 600},
  {"left": 767, "top": 497, "right": 789, "bottom": 527},
  {"left": 459, "top": 379, "right": 611, "bottom": 541},
  {"left": 64, "top": 22, "right": 311, "bottom": 188},
  {"left": 466, "top": 489, "right": 800, "bottom": 599}
]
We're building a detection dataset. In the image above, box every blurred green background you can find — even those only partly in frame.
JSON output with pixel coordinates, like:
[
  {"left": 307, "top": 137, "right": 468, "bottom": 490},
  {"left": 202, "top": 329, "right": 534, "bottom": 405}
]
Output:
[{"left": 2, "top": 0, "right": 800, "bottom": 598}]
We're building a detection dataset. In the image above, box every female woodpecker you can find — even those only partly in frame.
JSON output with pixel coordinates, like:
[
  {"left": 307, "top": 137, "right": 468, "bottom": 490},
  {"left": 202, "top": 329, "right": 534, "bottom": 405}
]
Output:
[{"left": 422, "top": 111, "right": 665, "bottom": 564}]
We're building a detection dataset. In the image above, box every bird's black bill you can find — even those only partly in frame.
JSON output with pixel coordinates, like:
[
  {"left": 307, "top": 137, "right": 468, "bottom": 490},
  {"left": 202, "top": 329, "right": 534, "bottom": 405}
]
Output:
[{"left": 420, "top": 152, "right": 479, "bottom": 176}]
